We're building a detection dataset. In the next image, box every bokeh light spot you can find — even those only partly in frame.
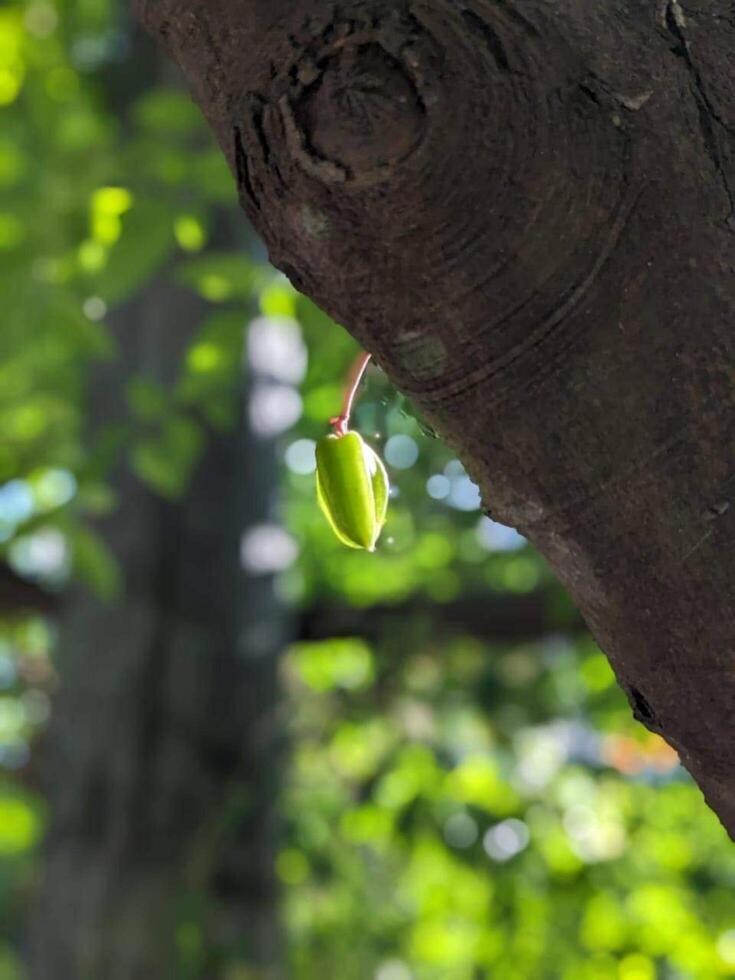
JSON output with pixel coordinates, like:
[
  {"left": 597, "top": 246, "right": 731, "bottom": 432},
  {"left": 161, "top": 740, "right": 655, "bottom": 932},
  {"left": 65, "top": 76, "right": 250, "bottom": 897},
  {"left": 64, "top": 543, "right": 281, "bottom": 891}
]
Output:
[
  {"left": 249, "top": 384, "right": 302, "bottom": 437},
  {"left": 83, "top": 296, "right": 107, "bottom": 321},
  {"left": 285, "top": 439, "right": 316, "bottom": 475},
  {"left": 375, "top": 961, "right": 413, "bottom": 980},
  {"left": 448, "top": 476, "right": 481, "bottom": 512},
  {"left": 476, "top": 516, "right": 525, "bottom": 552},
  {"left": 717, "top": 930, "right": 735, "bottom": 966},
  {"left": 240, "top": 524, "right": 298, "bottom": 574},
  {"left": 444, "top": 812, "right": 478, "bottom": 849},
  {"left": 385, "top": 434, "right": 419, "bottom": 470},
  {"left": 174, "top": 214, "right": 205, "bottom": 252},
  {"left": 0, "top": 480, "right": 33, "bottom": 524},
  {"left": 483, "top": 819, "right": 530, "bottom": 861},
  {"left": 248, "top": 316, "right": 307, "bottom": 384},
  {"left": 426, "top": 474, "right": 450, "bottom": 500},
  {"left": 33, "top": 469, "right": 77, "bottom": 510}
]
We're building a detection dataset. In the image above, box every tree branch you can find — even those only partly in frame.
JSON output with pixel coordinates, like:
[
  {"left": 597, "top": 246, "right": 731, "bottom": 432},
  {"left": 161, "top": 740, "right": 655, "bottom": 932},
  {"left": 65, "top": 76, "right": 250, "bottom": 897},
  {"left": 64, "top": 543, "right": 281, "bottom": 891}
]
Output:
[
  {"left": 298, "top": 592, "right": 582, "bottom": 644},
  {"left": 135, "top": 0, "right": 735, "bottom": 837}
]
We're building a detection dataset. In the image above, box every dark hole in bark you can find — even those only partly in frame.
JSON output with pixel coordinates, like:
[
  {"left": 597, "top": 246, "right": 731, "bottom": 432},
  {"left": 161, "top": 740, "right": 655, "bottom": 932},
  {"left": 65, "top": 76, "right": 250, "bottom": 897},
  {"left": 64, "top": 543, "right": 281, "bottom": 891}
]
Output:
[
  {"left": 630, "top": 685, "right": 656, "bottom": 725},
  {"left": 280, "top": 262, "right": 306, "bottom": 292},
  {"left": 233, "top": 127, "right": 258, "bottom": 210},
  {"left": 664, "top": 3, "right": 688, "bottom": 58}
]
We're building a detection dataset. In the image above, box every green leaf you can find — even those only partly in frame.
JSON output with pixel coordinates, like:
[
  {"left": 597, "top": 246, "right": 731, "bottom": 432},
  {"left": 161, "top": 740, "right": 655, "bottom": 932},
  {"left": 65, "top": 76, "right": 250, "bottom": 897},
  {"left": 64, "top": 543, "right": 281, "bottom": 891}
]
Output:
[
  {"left": 126, "top": 376, "right": 169, "bottom": 421},
  {"left": 132, "top": 88, "right": 204, "bottom": 138},
  {"left": 71, "top": 524, "right": 122, "bottom": 602},
  {"left": 93, "top": 200, "right": 176, "bottom": 305},
  {"left": 190, "top": 149, "right": 238, "bottom": 204},
  {"left": 290, "top": 638, "right": 374, "bottom": 692},
  {"left": 175, "top": 252, "right": 263, "bottom": 302},
  {"left": 130, "top": 414, "right": 204, "bottom": 499},
  {"left": 75, "top": 480, "right": 118, "bottom": 516},
  {"left": 0, "top": 794, "right": 41, "bottom": 856}
]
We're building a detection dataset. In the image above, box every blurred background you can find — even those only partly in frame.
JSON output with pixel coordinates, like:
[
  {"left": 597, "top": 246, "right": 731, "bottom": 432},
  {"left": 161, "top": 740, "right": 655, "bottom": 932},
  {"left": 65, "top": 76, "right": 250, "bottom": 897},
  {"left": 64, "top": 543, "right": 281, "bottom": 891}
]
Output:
[{"left": 2, "top": 2, "right": 735, "bottom": 978}]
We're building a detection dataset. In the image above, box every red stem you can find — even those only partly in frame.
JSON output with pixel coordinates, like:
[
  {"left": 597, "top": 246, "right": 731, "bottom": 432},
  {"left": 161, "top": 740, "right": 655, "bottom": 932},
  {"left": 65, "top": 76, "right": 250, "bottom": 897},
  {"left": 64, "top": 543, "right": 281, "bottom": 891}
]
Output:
[{"left": 330, "top": 352, "right": 372, "bottom": 436}]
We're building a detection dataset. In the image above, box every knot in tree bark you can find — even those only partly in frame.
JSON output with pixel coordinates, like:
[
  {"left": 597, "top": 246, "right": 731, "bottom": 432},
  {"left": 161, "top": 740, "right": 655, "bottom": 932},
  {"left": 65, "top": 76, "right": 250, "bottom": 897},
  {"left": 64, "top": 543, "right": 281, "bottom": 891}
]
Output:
[{"left": 295, "top": 40, "right": 425, "bottom": 180}]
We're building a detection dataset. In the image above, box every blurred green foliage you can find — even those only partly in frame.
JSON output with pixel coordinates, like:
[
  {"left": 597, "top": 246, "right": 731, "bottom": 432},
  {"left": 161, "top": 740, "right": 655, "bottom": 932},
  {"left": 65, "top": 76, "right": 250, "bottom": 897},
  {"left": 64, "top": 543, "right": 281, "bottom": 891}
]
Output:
[{"left": 1, "top": 1, "right": 735, "bottom": 979}]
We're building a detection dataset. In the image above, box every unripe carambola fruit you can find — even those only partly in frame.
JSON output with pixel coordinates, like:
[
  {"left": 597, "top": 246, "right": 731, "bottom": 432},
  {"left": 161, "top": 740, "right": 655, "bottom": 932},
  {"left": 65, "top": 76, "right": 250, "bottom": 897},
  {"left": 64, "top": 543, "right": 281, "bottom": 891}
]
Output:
[{"left": 315, "top": 431, "right": 389, "bottom": 551}]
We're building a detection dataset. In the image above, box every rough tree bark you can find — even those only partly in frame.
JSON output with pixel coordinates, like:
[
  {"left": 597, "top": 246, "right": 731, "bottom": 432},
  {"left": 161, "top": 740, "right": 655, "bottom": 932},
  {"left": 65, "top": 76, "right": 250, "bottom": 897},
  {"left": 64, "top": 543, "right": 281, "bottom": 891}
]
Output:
[{"left": 135, "top": 0, "right": 735, "bottom": 835}]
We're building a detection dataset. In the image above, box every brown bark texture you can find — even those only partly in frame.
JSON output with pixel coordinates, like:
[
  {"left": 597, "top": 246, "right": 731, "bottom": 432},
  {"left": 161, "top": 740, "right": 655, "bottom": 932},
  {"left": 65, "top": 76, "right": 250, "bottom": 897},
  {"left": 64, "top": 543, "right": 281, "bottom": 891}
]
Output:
[{"left": 135, "top": 0, "right": 735, "bottom": 836}]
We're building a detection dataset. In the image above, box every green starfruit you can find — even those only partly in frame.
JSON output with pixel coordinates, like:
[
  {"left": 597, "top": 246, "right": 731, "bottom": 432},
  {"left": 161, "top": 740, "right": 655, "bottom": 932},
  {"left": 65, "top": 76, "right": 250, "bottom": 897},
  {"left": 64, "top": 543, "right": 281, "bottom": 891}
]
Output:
[{"left": 315, "top": 431, "right": 389, "bottom": 551}]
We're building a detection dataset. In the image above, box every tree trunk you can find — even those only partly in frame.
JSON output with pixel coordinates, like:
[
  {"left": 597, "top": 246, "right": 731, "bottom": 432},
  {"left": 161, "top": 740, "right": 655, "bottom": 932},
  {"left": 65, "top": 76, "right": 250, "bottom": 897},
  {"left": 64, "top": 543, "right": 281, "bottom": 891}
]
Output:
[
  {"left": 28, "top": 277, "right": 286, "bottom": 977},
  {"left": 134, "top": 0, "right": 735, "bottom": 837}
]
